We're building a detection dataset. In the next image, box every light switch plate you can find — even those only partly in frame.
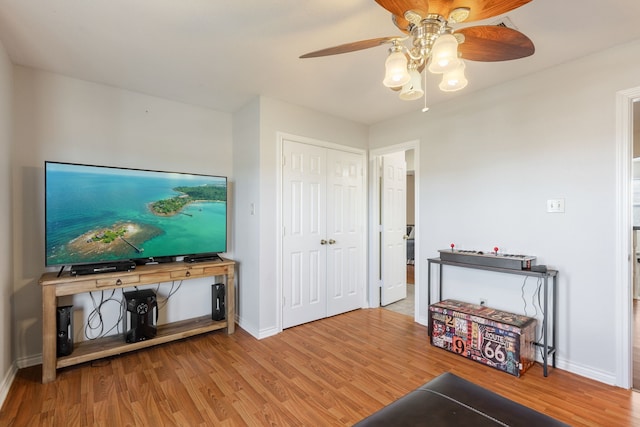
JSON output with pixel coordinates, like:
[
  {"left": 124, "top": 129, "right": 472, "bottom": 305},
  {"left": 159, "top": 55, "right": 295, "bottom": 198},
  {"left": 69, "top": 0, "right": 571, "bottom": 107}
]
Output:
[{"left": 547, "top": 199, "right": 565, "bottom": 213}]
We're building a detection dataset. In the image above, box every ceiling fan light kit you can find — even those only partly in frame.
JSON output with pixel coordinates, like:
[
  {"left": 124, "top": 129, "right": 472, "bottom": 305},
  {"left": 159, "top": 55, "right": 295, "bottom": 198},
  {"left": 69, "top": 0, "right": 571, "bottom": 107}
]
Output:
[
  {"left": 426, "top": 32, "right": 460, "bottom": 74},
  {"left": 301, "top": 0, "right": 535, "bottom": 106},
  {"left": 439, "top": 61, "right": 468, "bottom": 92},
  {"left": 383, "top": 44, "right": 411, "bottom": 87},
  {"left": 383, "top": 16, "right": 470, "bottom": 96},
  {"left": 399, "top": 68, "right": 424, "bottom": 100}
]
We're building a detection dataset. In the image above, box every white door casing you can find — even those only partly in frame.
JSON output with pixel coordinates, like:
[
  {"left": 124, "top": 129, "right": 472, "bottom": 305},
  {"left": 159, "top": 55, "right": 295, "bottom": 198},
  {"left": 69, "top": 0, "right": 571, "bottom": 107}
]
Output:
[{"left": 380, "top": 152, "right": 407, "bottom": 306}]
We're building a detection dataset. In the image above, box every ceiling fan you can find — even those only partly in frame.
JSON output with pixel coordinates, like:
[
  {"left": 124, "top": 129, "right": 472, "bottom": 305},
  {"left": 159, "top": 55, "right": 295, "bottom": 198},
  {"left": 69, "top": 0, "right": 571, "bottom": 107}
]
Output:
[{"left": 300, "top": 0, "right": 535, "bottom": 102}]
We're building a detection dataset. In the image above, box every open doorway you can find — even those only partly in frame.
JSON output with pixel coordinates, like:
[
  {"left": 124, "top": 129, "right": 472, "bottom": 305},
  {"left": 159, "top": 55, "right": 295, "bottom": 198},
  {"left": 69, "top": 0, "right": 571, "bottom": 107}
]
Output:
[
  {"left": 384, "top": 158, "right": 416, "bottom": 317},
  {"left": 368, "top": 141, "right": 420, "bottom": 322}
]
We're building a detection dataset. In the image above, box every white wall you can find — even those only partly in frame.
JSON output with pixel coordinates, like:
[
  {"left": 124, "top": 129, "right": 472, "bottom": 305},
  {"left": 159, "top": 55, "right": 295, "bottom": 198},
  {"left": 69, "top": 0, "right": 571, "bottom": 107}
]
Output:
[
  {"left": 232, "top": 97, "right": 261, "bottom": 335},
  {"left": 370, "top": 38, "right": 640, "bottom": 385},
  {"left": 9, "top": 33, "right": 638, "bottom": 389},
  {"left": 8, "top": 65, "right": 367, "bottom": 365},
  {"left": 11, "top": 67, "right": 233, "bottom": 363},
  {"left": 232, "top": 96, "right": 368, "bottom": 338},
  {"left": 0, "top": 37, "right": 14, "bottom": 404}
]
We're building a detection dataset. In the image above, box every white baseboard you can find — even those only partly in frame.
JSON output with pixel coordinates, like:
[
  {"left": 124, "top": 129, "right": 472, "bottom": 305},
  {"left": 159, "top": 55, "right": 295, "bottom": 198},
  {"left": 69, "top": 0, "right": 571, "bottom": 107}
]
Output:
[
  {"left": 256, "top": 326, "right": 279, "bottom": 340},
  {"left": 236, "top": 316, "right": 279, "bottom": 340},
  {"left": 16, "top": 353, "right": 41, "bottom": 369},
  {"left": 555, "top": 357, "right": 617, "bottom": 386},
  {"left": 0, "top": 362, "right": 17, "bottom": 410}
]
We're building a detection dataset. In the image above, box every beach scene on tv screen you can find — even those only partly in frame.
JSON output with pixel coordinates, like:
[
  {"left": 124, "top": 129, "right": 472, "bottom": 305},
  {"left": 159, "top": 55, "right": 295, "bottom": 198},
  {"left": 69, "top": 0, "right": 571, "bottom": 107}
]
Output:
[{"left": 45, "top": 163, "right": 227, "bottom": 266}]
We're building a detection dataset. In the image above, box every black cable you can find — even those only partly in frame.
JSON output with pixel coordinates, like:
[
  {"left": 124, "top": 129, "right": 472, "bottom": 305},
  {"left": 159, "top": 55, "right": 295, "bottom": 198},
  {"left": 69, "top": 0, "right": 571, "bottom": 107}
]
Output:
[
  {"left": 533, "top": 277, "right": 546, "bottom": 360},
  {"left": 532, "top": 277, "right": 540, "bottom": 319},
  {"left": 85, "top": 290, "right": 106, "bottom": 339},
  {"left": 84, "top": 289, "right": 122, "bottom": 340},
  {"left": 157, "top": 280, "right": 184, "bottom": 310},
  {"left": 84, "top": 280, "right": 185, "bottom": 340},
  {"left": 521, "top": 276, "right": 529, "bottom": 316},
  {"left": 519, "top": 276, "right": 546, "bottom": 361},
  {"left": 101, "top": 291, "right": 124, "bottom": 337}
]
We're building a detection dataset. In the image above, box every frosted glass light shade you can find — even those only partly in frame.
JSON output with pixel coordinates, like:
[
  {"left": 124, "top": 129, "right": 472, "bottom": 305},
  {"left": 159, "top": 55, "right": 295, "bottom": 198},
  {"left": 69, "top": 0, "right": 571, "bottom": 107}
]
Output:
[
  {"left": 439, "top": 61, "right": 468, "bottom": 92},
  {"left": 399, "top": 69, "right": 424, "bottom": 100},
  {"left": 428, "top": 33, "right": 459, "bottom": 74},
  {"left": 383, "top": 50, "right": 410, "bottom": 87}
]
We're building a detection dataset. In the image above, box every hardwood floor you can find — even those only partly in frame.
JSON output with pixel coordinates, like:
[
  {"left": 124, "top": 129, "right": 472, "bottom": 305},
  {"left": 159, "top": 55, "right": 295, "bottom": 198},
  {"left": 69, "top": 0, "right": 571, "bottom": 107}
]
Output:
[{"left": 2, "top": 308, "right": 640, "bottom": 426}]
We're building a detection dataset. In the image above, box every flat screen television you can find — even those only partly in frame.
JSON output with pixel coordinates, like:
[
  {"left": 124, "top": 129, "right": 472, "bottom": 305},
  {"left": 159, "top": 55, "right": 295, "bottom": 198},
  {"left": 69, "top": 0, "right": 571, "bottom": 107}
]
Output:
[{"left": 45, "top": 161, "right": 227, "bottom": 267}]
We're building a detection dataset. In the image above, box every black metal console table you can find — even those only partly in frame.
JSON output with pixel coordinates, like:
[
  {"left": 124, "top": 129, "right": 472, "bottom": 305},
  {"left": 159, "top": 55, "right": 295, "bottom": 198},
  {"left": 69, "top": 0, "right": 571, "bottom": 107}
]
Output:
[{"left": 427, "top": 257, "right": 558, "bottom": 377}]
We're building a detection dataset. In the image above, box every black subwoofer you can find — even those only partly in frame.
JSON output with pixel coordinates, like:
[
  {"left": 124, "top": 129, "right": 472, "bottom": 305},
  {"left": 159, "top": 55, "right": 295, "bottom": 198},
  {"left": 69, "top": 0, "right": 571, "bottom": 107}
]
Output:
[
  {"left": 211, "top": 283, "right": 225, "bottom": 321},
  {"left": 123, "top": 289, "right": 157, "bottom": 343},
  {"left": 56, "top": 305, "right": 73, "bottom": 357}
]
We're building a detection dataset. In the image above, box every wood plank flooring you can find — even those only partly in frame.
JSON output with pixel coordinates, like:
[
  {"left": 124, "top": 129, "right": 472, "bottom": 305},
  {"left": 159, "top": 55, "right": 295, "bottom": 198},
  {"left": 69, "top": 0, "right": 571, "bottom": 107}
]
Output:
[
  {"left": 407, "top": 263, "right": 414, "bottom": 285},
  {"left": 2, "top": 308, "right": 640, "bottom": 426}
]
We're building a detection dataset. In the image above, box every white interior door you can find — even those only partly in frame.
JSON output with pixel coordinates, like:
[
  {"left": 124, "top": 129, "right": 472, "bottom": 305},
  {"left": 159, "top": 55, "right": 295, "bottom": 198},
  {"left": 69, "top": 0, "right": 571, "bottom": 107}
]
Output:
[
  {"left": 282, "top": 139, "right": 365, "bottom": 328},
  {"left": 326, "top": 149, "right": 364, "bottom": 316},
  {"left": 381, "top": 152, "right": 407, "bottom": 306},
  {"left": 282, "top": 140, "right": 327, "bottom": 328}
]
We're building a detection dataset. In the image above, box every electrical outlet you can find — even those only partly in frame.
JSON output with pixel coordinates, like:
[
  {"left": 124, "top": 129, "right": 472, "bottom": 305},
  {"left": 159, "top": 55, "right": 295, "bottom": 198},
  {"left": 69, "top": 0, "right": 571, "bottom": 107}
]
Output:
[{"left": 480, "top": 298, "right": 488, "bottom": 307}]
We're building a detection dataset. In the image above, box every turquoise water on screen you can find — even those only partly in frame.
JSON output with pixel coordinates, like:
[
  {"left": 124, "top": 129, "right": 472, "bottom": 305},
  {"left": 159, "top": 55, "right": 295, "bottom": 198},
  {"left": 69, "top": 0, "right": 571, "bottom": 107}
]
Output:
[{"left": 45, "top": 163, "right": 226, "bottom": 266}]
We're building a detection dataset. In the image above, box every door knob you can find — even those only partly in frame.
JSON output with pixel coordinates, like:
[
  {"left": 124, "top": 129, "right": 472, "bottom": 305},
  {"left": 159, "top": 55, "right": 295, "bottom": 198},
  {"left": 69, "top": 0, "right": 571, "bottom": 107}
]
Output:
[
  {"left": 321, "top": 239, "right": 327, "bottom": 245},
  {"left": 403, "top": 235, "right": 409, "bottom": 240},
  {"left": 329, "top": 239, "right": 336, "bottom": 244}
]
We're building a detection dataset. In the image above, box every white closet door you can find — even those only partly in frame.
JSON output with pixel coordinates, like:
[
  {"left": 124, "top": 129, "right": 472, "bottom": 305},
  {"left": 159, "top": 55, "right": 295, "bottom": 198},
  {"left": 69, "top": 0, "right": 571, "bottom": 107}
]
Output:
[
  {"left": 326, "top": 149, "right": 364, "bottom": 317},
  {"left": 282, "top": 140, "right": 327, "bottom": 329},
  {"left": 380, "top": 152, "right": 407, "bottom": 306},
  {"left": 282, "top": 139, "right": 365, "bottom": 329}
]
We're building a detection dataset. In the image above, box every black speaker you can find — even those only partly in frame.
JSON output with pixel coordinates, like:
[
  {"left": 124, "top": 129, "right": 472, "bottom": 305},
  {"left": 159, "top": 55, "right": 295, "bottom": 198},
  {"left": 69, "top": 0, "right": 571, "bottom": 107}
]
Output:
[
  {"left": 211, "top": 283, "right": 225, "bottom": 321},
  {"left": 123, "top": 289, "right": 157, "bottom": 343},
  {"left": 56, "top": 305, "right": 73, "bottom": 357}
]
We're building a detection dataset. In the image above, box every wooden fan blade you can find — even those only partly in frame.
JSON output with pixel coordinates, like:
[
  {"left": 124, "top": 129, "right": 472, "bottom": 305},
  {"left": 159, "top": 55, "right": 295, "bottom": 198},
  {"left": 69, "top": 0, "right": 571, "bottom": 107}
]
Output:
[
  {"left": 392, "top": 14, "right": 412, "bottom": 33},
  {"left": 427, "top": 0, "right": 531, "bottom": 23},
  {"left": 457, "top": 25, "right": 534, "bottom": 61},
  {"left": 375, "top": 0, "right": 430, "bottom": 20},
  {"left": 300, "top": 37, "right": 398, "bottom": 58}
]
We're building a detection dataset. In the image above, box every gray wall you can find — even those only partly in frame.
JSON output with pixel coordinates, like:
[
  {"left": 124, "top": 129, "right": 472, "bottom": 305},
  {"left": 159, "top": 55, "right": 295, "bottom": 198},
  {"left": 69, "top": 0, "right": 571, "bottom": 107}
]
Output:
[
  {"left": 370, "top": 38, "right": 640, "bottom": 385},
  {"left": 4, "top": 34, "right": 640, "bottom": 396},
  {"left": 233, "top": 96, "right": 368, "bottom": 338},
  {"left": 10, "top": 67, "right": 233, "bottom": 364},
  {"left": 0, "top": 35, "right": 14, "bottom": 400}
]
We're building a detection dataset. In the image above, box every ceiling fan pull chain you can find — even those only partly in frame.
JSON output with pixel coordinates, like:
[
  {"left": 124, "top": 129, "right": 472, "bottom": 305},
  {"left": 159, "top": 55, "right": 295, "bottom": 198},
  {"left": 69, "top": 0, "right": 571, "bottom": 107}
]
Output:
[{"left": 422, "top": 70, "right": 429, "bottom": 113}]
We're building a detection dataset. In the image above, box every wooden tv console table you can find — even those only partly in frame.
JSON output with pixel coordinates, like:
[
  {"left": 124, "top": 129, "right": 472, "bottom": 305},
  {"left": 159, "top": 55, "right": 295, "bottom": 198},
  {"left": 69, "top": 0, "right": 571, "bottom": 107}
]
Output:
[{"left": 39, "top": 258, "right": 235, "bottom": 383}]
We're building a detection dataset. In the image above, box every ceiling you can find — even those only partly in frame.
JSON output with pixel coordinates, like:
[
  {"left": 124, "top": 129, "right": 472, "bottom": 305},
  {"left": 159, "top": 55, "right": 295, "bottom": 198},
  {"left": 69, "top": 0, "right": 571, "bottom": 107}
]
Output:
[{"left": 1, "top": 0, "right": 640, "bottom": 125}]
